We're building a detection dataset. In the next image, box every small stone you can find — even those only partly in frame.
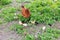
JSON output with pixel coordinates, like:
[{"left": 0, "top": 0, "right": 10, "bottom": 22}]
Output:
[
  {"left": 35, "top": 35, "right": 37, "bottom": 38},
  {"left": 19, "top": 21, "right": 23, "bottom": 25},
  {"left": 14, "top": 13, "right": 17, "bottom": 15},
  {"left": 23, "top": 23, "right": 28, "bottom": 27},
  {"left": 42, "top": 26, "right": 46, "bottom": 31}
]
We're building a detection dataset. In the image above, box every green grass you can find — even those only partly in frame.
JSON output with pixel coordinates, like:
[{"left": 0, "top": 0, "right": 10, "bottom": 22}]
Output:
[
  {"left": 0, "top": 7, "right": 18, "bottom": 22},
  {"left": 0, "top": 0, "right": 12, "bottom": 9},
  {"left": 0, "top": 0, "right": 12, "bottom": 5},
  {"left": 0, "top": 0, "right": 60, "bottom": 40},
  {"left": 0, "top": 5, "right": 3, "bottom": 9},
  {"left": 24, "top": 26, "right": 60, "bottom": 40},
  {"left": 37, "top": 27, "right": 60, "bottom": 40},
  {"left": 10, "top": 24, "right": 24, "bottom": 34},
  {"left": 10, "top": 23, "right": 60, "bottom": 40},
  {"left": 22, "top": 0, "right": 60, "bottom": 25},
  {"left": 0, "top": 0, "right": 59, "bottom": 26},
  {"left": 24, "top": 34, "right": 35, "bottom": 40},
  {"left": 0, "top": 20, "right": 3, "bottom": 24},
  {"left": 16, "top": 0, "right": 32, "bottom": 3},
  {"left": 0, "top": 0, "right": 60, "bottom": 26}
]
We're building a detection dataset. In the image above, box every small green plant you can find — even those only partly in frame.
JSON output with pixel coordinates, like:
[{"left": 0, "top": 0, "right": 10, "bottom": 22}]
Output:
[
  {"left": 0, "top": 20, "right": 3, "bottom": 24},
  {"left": 16, "top": 0, "right": 31, "bottom": 3},
  {"left": 3, "top": 13, "right": 15, "bottom": 22},
  {"left": 46, "top": 27, "right": 60, "bottom": 38},
  {"left": 10, "top": 24, "right": 24, "bottom": 34},
  {"left": 24, "top": 34, "right": 35, "bottom": 40},
  {"left": 0, "top": 0, "right": 12, "bottom": 5},
  {"left": 16, "top": 0, "right": 21, "bottom": 3},
  {"left": 0, "top": 5, "right": 3, "bottom": 9},
  {"left": 2, "top": 7, "right": 16, "bottom": 13},
  {"left": 1, "top": 7, "right": 17, "bottom": 22},
  {"left": 37, "top": 27, "right": 60, "bottom": 40}
]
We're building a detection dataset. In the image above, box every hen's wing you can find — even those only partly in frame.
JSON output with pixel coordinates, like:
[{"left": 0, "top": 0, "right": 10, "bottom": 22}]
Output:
[
  {"left": 25, "top": 9, "right": 30, "bottom": 18},
  {"left": 21, "top": 8, "right": 30, "bottom": 18},
  {"left": 25, "top": 9, "right": 30, "bottom": 14}
]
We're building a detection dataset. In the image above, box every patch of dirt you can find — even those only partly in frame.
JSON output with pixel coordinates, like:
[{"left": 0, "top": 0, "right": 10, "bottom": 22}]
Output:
[
  {"left": 52, "top": 21, "right": 60, "bottom": 29},
  {"left": 0, "top": 21, "right": 23, "bottom": 40},
  {"left": 0, "top": 0, "right": 23, "bottom": 40},
  {"left": 26, "top": 24, "right": 45, "bottom": 35}
]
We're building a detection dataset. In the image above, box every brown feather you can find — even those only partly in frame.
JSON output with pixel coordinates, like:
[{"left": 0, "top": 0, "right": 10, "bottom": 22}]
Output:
[{"left": 21, "top": 6, "right": 30, "bottom": 18}]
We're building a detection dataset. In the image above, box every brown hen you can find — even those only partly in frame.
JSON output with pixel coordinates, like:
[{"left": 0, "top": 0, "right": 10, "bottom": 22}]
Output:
[{"left": 21, "top": 5, "right": 30, "bottom": 18}]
